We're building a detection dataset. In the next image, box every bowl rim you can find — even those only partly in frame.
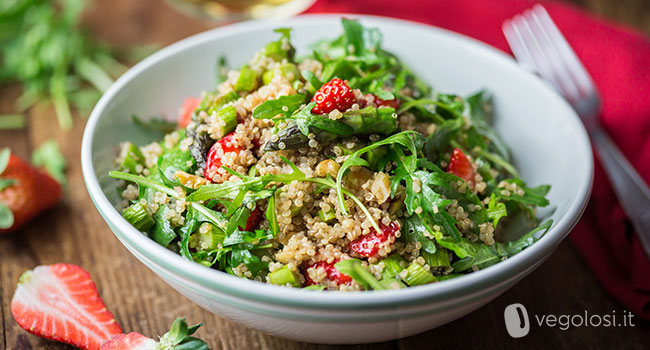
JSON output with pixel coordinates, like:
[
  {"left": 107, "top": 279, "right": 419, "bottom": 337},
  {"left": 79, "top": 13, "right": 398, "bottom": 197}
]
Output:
[{"left": 81, "top": 13, "right": 593, "bottom": 310}]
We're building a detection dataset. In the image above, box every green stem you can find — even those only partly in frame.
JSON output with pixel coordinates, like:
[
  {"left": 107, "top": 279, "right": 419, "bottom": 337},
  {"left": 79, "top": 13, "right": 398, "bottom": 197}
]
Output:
[
  {"left": 108, "top": 171, "right": 179, "bottom": 198},
  {"left": 75, "top": 58, "right": 114, "bottom": 93},
  {"left": 0, "top": 115, "right": 26, "bottom": 129},
  {"left": 50, "top": 70, "right": 73, "bottom": 130}
]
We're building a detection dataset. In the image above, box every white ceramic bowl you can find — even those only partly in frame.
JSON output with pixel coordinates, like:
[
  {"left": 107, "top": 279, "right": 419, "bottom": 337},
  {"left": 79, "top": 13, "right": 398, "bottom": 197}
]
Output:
[{"left": 81, "top": 14, "right": 593, "bottom": 344}]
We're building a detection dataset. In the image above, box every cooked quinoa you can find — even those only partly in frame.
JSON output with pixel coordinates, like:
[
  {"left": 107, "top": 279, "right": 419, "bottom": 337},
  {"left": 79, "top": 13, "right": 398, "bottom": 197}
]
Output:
[{"left": 110, "top": 19, "right": 552, "bottom": 291}]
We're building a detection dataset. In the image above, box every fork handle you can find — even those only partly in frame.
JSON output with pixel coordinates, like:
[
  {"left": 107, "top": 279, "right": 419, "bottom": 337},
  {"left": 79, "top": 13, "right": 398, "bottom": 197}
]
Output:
[{"left": 590, "top": 126, "right": 650, "bottom": 256}]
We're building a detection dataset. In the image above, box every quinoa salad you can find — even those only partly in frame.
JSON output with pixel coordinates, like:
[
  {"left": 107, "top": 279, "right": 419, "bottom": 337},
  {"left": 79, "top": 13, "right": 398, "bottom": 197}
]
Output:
[{"left": 110, "top": 19, "right": 552, "bottom": 291}]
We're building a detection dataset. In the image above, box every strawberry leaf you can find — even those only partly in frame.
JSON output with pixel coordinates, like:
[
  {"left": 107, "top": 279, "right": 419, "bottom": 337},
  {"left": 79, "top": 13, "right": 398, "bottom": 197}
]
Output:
[
  {"left": 0, "top": 202, "right": 14, "bottom": 229},
  {"left": 0, "top": 148, "right": 10, "bottom": 175},
  {"left": 0, "top": 179, "right": 16, "bottom": 191}
]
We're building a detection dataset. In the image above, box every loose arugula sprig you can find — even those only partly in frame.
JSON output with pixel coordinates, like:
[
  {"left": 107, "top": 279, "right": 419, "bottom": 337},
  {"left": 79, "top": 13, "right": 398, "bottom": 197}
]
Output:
[{"left": 0, "top": 0, "right": 134, "bottom": 130}]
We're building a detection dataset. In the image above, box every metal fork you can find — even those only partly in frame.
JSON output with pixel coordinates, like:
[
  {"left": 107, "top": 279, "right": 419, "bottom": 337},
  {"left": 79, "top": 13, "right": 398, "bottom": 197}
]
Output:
[{"left": 503, "top": 4, "right": 650, "bottom": 258}]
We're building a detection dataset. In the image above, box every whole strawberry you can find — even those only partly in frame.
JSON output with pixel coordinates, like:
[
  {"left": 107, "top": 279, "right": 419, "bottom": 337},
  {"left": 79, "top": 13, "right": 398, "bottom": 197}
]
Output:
[
  {"left": 11, "top": 264, "right": 122, "bottom": 350},
  {"left": 101, "top": 318, "right": 209, "bottom": 350},
  {"left": 311, "top": 78, "right": 355, "bottom": 115},
  {"left": 0, "top": 148, "right": 63, "bottom": 234}
]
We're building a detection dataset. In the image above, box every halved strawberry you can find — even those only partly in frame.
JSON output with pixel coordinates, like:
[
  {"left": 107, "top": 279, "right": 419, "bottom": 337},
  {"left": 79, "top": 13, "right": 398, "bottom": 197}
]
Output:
[
  {"left": 303, "top": 260, "right": 352, "bottom": 286},
  {"left": 11, "top": 264, "right": 122, "bottom": 350},
  {"left": 204, "top": 132, "right": 243, "bottom": 183},
  {"left": 446, "top": 148, "right": 476, "bottom": 188},
  {"left": 178, "top": 97, "right": 201, "bottom": 128},
  {"left": 349, "top": 222, "right": 400, "bottom": 258},
  {"left": 100, "top": 318, "right": 207, "bottom": 350},
  {"left": 311, "top": 78, "right": 355, "bottom": 115},
  {"left": 0, "top": 152, "right": 62, "bottom": 234}
]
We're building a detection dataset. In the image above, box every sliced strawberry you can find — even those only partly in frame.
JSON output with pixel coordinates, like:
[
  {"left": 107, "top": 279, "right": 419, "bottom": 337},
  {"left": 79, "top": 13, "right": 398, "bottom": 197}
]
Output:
[
  {"left": 101, "top": 333, "right": 156, "bottom": 350},
  {"left": 204, "top": 132, "right": 243, "bottom": 183},
  {"left": 178, "top": 97, "right": 201, "bottom": 128},
  {"left": 11, "top": 264, "right": 122, "bottom": 350},
  {"left": 242, "top": 207, "right": 263, "bottom": 232},
  {"left": 303, "top": 260, "right": 352, "bottom": 286},
  {"left": 1, "top": 153, "right": 62, "bottom": 234},
  {"left": 311, "top": 78, "right": 355, "bottom": 115},
  {"left": 349, "top": 222, "right": 400, "bottom": 258},
  {"left": 446, "top": 148, "right": 476, "bottom": 188},
  {"left": 101, "top": 318, "right": 207, "bottom": 350}
]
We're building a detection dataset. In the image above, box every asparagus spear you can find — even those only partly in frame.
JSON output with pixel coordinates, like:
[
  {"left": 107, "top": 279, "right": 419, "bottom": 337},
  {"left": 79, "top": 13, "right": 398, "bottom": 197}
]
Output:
[{"left": 264, "top": 106, "right": 397, "bottom": 151}]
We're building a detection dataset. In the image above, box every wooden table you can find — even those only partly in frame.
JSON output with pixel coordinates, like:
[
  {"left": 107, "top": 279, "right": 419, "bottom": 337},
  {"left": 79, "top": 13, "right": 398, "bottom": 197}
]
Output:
[{"left": 2, "top": 0, "right": 649, "bottom": 349}]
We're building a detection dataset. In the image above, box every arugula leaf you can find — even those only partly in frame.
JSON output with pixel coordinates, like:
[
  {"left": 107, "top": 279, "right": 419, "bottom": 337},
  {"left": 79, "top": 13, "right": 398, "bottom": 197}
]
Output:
[
  {"left": 132, "top": 115, "right": 177, "bottom": 134},
  {"left": 486, "top": 193, "right": 507, "bottom": 227},
  {"left": 303, "top": 285, "right": 326, "bottom": 291},
  {"left": 401, "top": 215, "right": 437, "bottom": 254},
  {"left": 336, "top": 131, "right": 420, "bottom": 215},
  {"left": 321, "top": 58, "right": 361, "bottom": 82},
  {"left": 215, "top": 55, "right": 229, "bottom": 84},
  {"left": 109, "top": 171, "right": 179, "bottom": 199},
  {"left": 266, "top": 191, "right": 279, "bottom": 236},
  {"left": 437, "top": 219, "right": 553, "bottom": 272},
  {"left": 252, "top": 94, "right": 306, "bottom": 120},
  {"left": 334, "top": 259, "right": 386, "bottom": 290},
  {"left": 230, "top": 245, "right": 269, "bottom": 277},
  {"left": 497, "top": 179, "right": 550, "bottom": 207},
  {"left": 157, "top": 145, "right": 194, "bottom": 187},
  {"left": 495, "top": 220, "right": 553, "bottom": 256},
  {"left": 436, "top": 235, "right": 500, "bottom": 272},
  {"left": 223, "top": 228, "right": 273, "bottom": 247},
  {"left": 467, "top": 90, "right": 510, "bottom": 161},
  {"left": 152, "top": 206, "right": 177, "bottom": 247},
  {"left": 301, "top": 70, "right": 322, "bottom": 92},
  {"left": 291, "top": 102, "right": 354, "bottom": 136},
  {"left": 424, "top": 118, "right": 464, "bottom": 160}
]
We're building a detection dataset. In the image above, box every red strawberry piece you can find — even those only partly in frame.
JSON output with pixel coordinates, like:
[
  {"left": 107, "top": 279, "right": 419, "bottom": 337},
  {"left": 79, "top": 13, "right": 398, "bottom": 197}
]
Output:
[
  {"left": 0, "top": 153, "right": 62, "bottom": 234},
  {"left": 178, "top": 97, "right": 201, "bottom": 128},
  {"left": 101, "top": 333, "right": 156, "bottom": 350},
  {"left": 242, "top": 207, "right": 263, "bottom": 232},
  {"left": 303, "top": 260, "right": 353, "bottom": 286},
  {"left": 311, "top": 78, "right": 355, "bottom": 115},
  {"left": 446, "top": 148, "right": 476, "bottom": 188},
  {"left": 204, "top": 132, "right": 243, "bottom": 183},
  {"left": 349, "top": 222, "right": 400, "bottom": 258},
  {"left": 11, "top": 264, "right": 122, "bottom": 350}
]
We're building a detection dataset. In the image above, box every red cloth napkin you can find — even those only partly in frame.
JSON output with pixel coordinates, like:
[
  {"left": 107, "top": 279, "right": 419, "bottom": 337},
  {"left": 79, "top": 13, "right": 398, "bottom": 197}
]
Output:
[{"left": 306, "top": 0, "right": 650, "bottom": 318}]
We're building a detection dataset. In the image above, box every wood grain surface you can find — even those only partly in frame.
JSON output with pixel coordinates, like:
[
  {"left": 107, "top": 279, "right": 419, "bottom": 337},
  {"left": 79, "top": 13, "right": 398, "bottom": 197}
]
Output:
[{"left": 1, "top": 0, "right": 649, "bottom": 349}]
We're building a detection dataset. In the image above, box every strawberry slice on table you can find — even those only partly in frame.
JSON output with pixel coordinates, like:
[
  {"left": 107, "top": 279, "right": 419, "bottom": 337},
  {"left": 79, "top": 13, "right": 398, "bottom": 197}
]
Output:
[
  {"left": 101, "top": 318, "right": 208, "bottom": 350},
  {"left": 303, "top": 260, "right": 353, "bottom": 286},
  {"left": 204, "top": 132, "right": 243, "bottom": 183},
  {"left": 11, "top": 264, "right": 122, "bottom": 350},
  {"left": 0, "top": 149, "right": 62, "bottom": 234},
  {"left": 446, "top": 148, "right": 476, "bottom": 188},
  {"left": 311, "top": 78, "right": 356, "bottom": 115},
  {"left": 178, "top": 97, "right": 201, "bottom": 128},
  {"left": 349, "top": 222, "right": 400, "bottom": 258}
]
